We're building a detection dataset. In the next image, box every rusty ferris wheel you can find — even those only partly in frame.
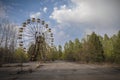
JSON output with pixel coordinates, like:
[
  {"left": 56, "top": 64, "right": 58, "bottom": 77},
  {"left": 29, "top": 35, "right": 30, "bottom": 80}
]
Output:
[{"left": 18, "top": 18, "right": 54, "bottom": 61}]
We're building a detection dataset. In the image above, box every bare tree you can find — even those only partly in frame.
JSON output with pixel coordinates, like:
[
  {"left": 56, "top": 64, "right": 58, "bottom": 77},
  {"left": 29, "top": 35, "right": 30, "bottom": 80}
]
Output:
[{"left": 0, "top": 18, "right": 17, "bottom": 64}]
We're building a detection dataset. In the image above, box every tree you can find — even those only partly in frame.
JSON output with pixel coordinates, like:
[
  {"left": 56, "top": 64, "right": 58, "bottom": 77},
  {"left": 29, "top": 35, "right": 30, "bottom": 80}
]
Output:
[
  {"left": 0, "top": 19, "right": 17, "bottom": 64},
  {"left": 14, "top": 48, "right": 28, "bottom": 62},
  {"left": 58, "top": 45, "right": 62, "bottom": 59},
  {"left": 27, "top": 43, "right": 35, "bottom": 60},
  {"left": 63, "top": 40, "right": 75, "bottom": 61},
  {"left": 86, "top": 32, "right": 104, "bottom": 62},
  {"left": 113, "top": 31, "right": 120, "bottom": 63},
  {"left": 73, "top": 38, "right": 82, "bottom": 61},
  {"left": 62, "top": 42, "right": 68, "bottom": 60},
  {"left": 48, "top": 46, "right": 59, "bottom": 61},
  {"left": 102, "top": 34, "right": 114, "bottom": 62},
  {"left": 81, "top": 36, "right": 92, "bottom": 63}
]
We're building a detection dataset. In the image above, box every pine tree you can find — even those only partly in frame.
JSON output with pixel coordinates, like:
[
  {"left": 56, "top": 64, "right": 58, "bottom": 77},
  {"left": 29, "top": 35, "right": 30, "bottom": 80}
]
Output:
[
  {"left": 48, "top": 46, "right": 59, "bottom": 61},
  {"left": 103, "top": 34, "right": 110, "bottom": 61},
  {"left": 113, "top": 31, "right": 120, "bottom": 63},
  {"left": 102, "top": 34, "right": 114, "bottom": 62},
  {"left": 63, "top": 40, "right": 75, "bottom": 61},
  {"left": 73, "top": 38, "right": 82, "bottom": 61},
  {"left": 63, "top": 42, "right": 69, "bottom": 60},
  {"left": 58, "top": 45, "right": 62, "bottom": 59},
  {"left": 88, "top": 32, "right": 104, "bottom": 62}
]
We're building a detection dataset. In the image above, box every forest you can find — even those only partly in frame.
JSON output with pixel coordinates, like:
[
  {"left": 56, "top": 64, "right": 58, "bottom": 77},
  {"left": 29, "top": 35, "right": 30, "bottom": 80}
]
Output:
[
  {"left": 46, "top": 31, "right": 120, "bottom": 64},
  {"left": 0, "top": 19, "right": 120, "bottom": 66}
]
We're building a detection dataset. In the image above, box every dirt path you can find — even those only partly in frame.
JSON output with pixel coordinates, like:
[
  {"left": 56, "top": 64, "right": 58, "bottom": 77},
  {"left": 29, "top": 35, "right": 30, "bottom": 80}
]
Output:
[{"left": 15, "top": 61, "right": 120, "bottom": 80}]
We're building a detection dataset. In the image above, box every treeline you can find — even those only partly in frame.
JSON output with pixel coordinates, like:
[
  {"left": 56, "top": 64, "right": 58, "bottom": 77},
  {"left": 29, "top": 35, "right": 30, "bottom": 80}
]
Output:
[{"left": 52, "top": 31, "right": 120, "bottom": 63}]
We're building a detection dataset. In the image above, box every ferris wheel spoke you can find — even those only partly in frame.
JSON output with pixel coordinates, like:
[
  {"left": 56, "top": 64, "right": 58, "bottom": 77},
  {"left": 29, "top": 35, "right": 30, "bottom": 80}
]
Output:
[
  {"left": 22, "top": 38, "right": 35, "bottom": 43},
  {"left": 36, "top": 23, "right": 40, "bottom": 32},
  {"left": 22, "top": 38, "right": 34, "bottom": 42},
  {"left": 31, "top": 22, "right": 37, "bottom": 32},
  {"left": 28, "top": 23, "right": 37, "bottom": 33},
  {"left": 23, "top": 35, "right": 34, "bottom": 38},
  {"left": 25, "top": 26, "right": 36, "bottom": 35},
  {"left": 25, "top": 28, "right": 35, "bottom": 35},
  {"left": 24, "top": 29, "right": 35, "bottom": 36},
  {"left": 22, "top": 34, "right": 35, "bottom": 37},
  {"left": 24, "top": 32, "right": 35, "bottom": 37}
]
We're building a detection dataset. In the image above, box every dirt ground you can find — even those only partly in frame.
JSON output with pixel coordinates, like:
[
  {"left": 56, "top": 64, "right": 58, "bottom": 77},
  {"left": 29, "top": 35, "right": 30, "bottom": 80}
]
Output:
[{"left": 0, "top": 61, "right": 120, "bottom": 80}]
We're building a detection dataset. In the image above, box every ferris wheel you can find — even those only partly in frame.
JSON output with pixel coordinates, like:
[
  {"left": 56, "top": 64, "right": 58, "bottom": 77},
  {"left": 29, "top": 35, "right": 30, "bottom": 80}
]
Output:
[{"left": 18, "top": 18, "right": 54, "bottom": 61}]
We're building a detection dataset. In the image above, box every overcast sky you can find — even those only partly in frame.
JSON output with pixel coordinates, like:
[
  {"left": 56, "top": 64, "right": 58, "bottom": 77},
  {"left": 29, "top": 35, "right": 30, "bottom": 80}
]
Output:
[{"left": 0, "top": 0, "right": 120, "bottom": 46}]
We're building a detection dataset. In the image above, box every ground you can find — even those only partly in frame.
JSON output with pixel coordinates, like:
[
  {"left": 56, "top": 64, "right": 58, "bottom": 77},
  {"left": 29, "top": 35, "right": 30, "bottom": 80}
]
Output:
[{"left": 0, "top": 61, "right": 120, "bottom": 80}]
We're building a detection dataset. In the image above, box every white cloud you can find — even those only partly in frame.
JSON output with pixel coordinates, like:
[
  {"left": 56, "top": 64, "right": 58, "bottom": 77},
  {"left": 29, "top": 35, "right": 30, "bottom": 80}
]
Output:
[
  {"left": 51, "top": 0, "right": 120, "bottom": 24},
  {"left": 50, "top": 0, "right": 120, "bottom": 37},
  {"left": 30, "top": 12, "right": 41, "bottom": 18},
  {"left": 43, "top": 7, "right": 47, "bottom": 13}
]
